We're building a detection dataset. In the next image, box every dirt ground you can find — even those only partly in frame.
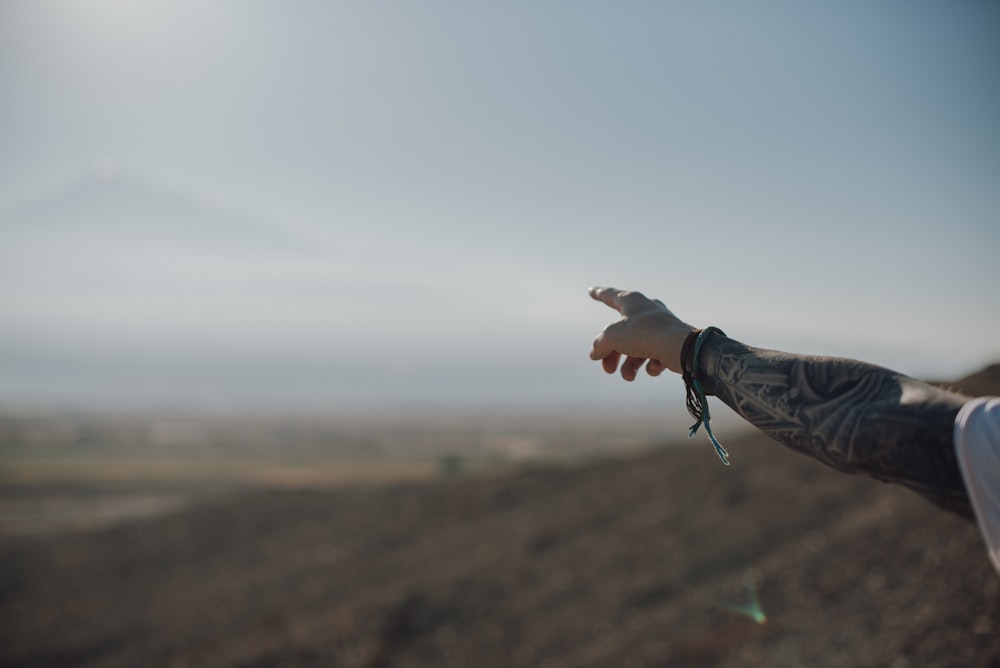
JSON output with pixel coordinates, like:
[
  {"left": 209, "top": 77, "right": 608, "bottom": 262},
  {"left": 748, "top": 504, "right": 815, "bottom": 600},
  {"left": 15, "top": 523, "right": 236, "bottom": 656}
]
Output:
[{"left": 2, "top": 368, "right": 1000, "bottom": 667}]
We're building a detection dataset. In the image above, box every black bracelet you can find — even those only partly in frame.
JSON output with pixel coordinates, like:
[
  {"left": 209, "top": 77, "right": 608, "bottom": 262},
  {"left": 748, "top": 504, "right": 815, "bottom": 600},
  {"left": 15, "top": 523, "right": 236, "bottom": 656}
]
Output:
[{"left": 682, "top": 327, "right": 729, "bottom": 465}]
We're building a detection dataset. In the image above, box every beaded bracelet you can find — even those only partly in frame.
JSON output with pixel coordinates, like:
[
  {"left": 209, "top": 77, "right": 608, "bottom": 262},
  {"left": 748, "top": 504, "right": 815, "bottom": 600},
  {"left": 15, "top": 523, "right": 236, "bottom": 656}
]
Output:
[{"left": 681, "top": 326, "right": 730, "bottom": 465}]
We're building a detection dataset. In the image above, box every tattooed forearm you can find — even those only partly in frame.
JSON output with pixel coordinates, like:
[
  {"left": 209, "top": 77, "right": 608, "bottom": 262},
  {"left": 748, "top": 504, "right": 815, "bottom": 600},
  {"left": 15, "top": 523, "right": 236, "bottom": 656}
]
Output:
[{"left": 696, "top": 333, "right": 973, "bottom": 518}]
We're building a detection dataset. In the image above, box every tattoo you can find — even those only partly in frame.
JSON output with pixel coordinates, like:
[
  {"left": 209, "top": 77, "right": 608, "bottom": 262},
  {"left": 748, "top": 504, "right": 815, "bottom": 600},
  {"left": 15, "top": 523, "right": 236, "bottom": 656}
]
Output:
[{"left": 697, "top": 334, "right": 973, "bottom": 518}]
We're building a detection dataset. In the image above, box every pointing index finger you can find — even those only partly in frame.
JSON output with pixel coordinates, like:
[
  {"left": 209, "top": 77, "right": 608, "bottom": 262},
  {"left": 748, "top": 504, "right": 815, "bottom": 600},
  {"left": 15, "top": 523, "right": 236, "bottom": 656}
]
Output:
[{"left": 589, "top": 286, "right": 624, "bottom": 313}]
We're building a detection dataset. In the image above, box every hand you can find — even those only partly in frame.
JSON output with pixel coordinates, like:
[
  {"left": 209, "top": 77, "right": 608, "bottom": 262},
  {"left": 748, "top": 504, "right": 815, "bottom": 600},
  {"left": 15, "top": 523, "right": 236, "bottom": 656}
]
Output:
[{"left": 589, "top": 287, "right": 695, "bottom": 380}]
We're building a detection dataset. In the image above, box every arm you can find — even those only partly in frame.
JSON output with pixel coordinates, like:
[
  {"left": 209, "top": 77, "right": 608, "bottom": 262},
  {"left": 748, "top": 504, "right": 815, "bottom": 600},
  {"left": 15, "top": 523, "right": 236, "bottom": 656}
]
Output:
[
  {"left": 699, "top": 333, "right": 971, "bottom": 517},
  {"left": 588, "top": 287, "right": 973, "bottom": 518}
]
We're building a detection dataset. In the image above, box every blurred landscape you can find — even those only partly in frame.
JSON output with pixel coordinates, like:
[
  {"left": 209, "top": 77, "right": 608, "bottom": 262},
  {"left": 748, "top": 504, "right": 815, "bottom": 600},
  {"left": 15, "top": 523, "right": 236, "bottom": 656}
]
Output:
[
  {"left": 2, "top": 366, "right": 998, "bottom": 668},
  {"left": 0, "top": 408, "right": 679, "bottom": 536}
]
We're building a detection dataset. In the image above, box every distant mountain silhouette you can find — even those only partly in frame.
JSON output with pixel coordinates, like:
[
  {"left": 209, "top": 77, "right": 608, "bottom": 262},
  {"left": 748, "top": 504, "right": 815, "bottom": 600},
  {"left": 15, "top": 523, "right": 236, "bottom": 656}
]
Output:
[
  {"left": 1, "top": 172, "right": 314, "bottom": 256},
  {"left": 0, "top": 171, "right": 348, "bottom": 312},
  {"left": 0, "top": 174, "right": 345, "bottom": 406},
  {"left": 0, "top": 173, "right": 454, "bottom": 409}
]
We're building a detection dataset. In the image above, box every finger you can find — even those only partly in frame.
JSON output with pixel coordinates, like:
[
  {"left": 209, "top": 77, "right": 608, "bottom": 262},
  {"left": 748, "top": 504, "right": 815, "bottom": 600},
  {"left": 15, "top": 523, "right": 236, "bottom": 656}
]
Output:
[
  {"left": 591, "top": 287, "right": 657, "bottom": 318},
  {"left": 646, "top": 359, "right": 665, "bottom": 376},
  {"left": 621, "top": 356, "right": 646, "bottom": 382},
  {"left": 588, "top": 286, "right": 624, "bottom": 313},
  {"left": 601, "top": 351, "right": 621, "bottom": 374},
  {"left": 589, "top": 324, "right": 623, "bottom": 361},
  {"left": 590, "top": 332, "right": 608, "bottom": 361}
]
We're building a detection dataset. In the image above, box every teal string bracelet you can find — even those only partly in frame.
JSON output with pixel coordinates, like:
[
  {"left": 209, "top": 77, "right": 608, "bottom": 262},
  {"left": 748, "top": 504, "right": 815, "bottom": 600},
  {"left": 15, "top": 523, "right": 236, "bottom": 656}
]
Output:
[{"left": 684, "top": 326, "right": 730, "bottom": 465}]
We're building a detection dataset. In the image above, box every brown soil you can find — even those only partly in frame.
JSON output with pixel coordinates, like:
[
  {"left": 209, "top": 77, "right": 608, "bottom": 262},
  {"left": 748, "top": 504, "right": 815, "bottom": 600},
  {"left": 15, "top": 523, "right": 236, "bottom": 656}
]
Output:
[{"left": 3, "top": 376, "right": 1000, "bottom": 667}]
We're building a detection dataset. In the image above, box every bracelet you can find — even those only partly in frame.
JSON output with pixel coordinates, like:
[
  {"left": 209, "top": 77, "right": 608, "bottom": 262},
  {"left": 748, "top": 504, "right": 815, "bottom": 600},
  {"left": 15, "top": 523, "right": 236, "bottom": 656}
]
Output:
[{"left": 682, "top": 326, "right": 730, "bottom": 465}]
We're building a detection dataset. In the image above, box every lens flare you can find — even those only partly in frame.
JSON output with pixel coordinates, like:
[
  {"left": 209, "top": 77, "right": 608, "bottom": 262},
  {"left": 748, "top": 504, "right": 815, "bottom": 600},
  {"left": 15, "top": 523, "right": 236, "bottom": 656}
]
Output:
[{"left": 721, "top": 568, "right": 767, "bottom": 624}]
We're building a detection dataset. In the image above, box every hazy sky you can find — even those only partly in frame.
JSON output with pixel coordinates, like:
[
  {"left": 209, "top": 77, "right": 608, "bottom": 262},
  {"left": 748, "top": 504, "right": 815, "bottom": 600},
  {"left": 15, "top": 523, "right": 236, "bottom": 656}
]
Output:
[{"left": 1, "top": 2, "right": 998, "bottom": 410}]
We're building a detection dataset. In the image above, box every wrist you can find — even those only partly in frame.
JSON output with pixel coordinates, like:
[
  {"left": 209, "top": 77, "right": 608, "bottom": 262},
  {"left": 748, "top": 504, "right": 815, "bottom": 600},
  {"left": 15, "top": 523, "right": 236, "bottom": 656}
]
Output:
[
  {"left": 680, "top": 329, "right": 701, "bottom": 375},
  {"left": 660, "top": 324, "right": 695, "bottom": 374}
]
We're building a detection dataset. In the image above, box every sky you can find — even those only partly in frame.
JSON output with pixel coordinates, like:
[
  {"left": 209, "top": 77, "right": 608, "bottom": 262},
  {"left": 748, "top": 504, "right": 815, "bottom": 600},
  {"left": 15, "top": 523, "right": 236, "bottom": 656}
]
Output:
[{"left": 0, "top": 1, "right": 998, "bottom": 411}]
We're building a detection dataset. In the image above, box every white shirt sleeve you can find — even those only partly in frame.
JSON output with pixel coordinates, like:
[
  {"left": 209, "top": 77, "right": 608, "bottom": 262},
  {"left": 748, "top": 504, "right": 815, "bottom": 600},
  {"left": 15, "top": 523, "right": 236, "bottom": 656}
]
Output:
[{"left": 953, "top": 396, "right": 1000, "bottom": 574}]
